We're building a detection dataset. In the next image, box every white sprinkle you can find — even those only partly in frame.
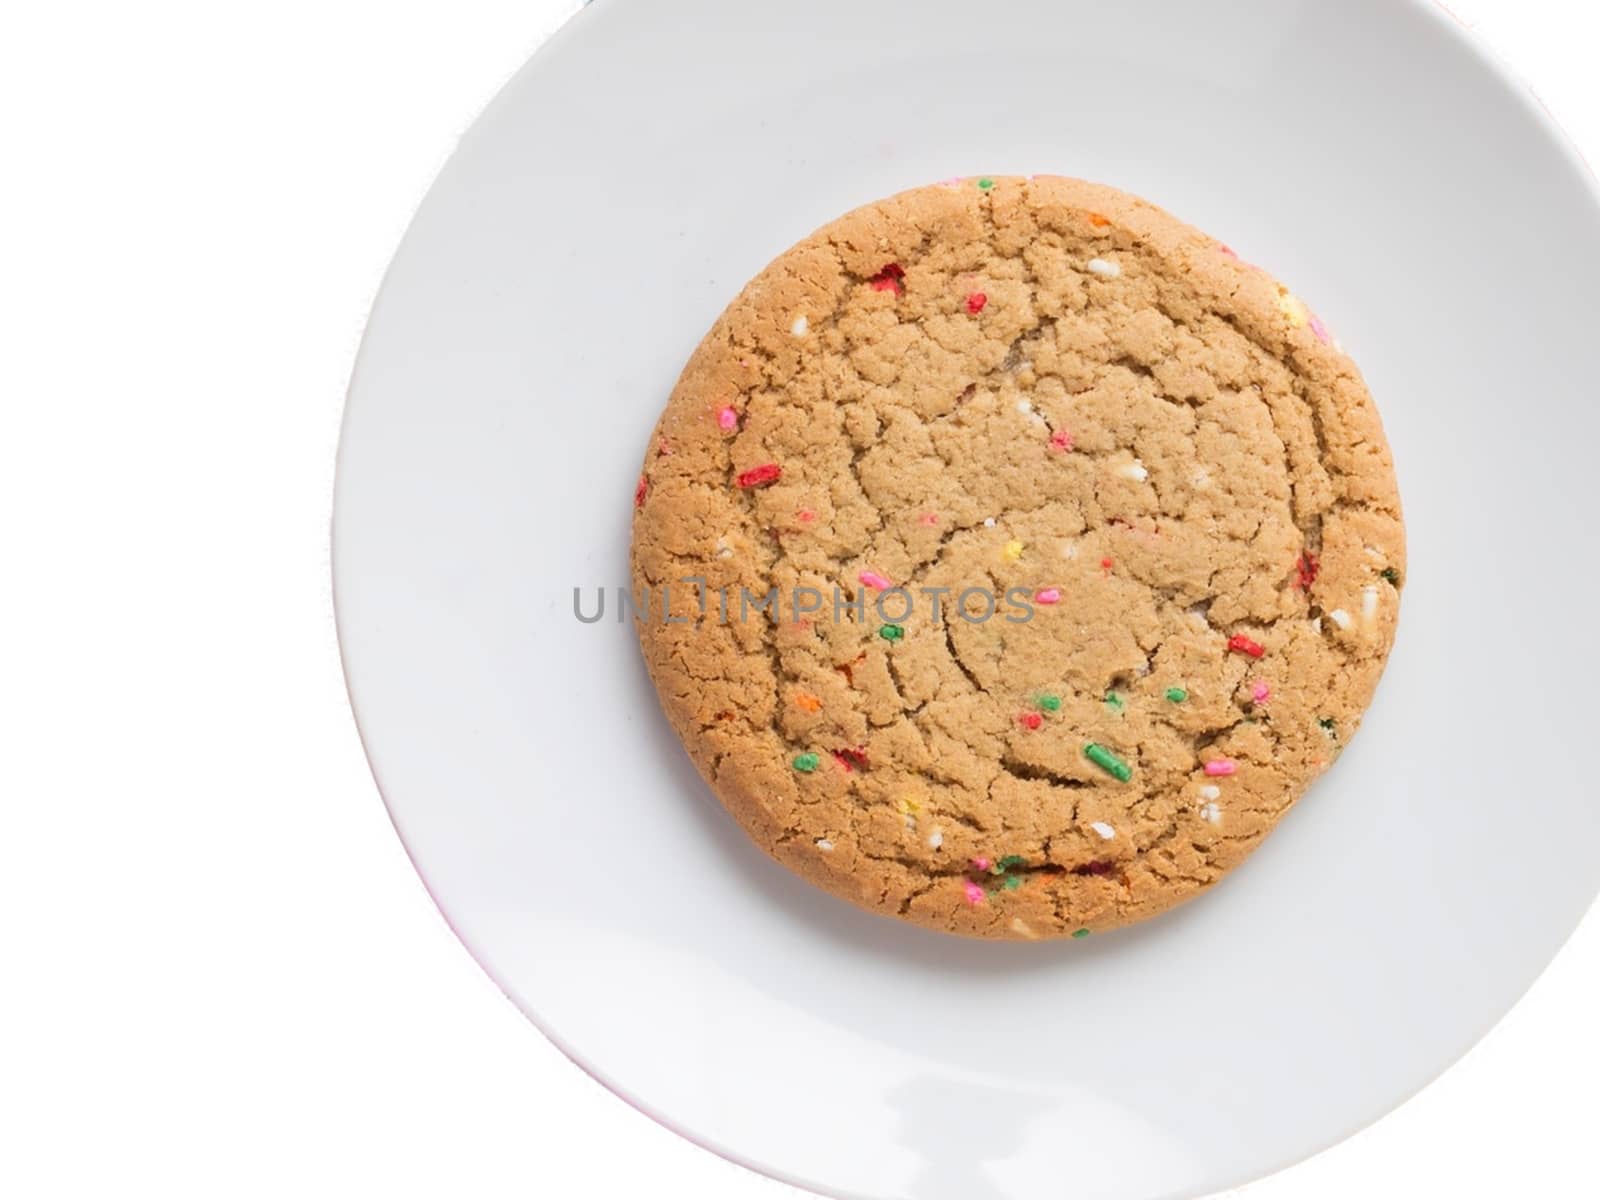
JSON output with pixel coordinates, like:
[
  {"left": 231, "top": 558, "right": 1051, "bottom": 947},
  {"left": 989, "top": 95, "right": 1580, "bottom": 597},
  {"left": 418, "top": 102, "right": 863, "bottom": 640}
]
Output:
[
  {"left": 1087, "top": 258, "right": 1122, "bottom": 279},
  {"left": 1118, "top": 458, "right": 1149, "bottom": 482},
  {"left": 1328, "top": 608, "right": 1352, "bottom": 630},
  {"left": 1090, "top": 821, "right": 1116, "bottom": 840},
  {"left": 1362, "top": 585, "right": 1379, "bottom": 624},
  {"left": 1016, "top": 399, "right": 1033, "bottom": 415},
  {"left": 1199, "top": 785, "right": 1221, "bottom": 801},
  {"left": 983, "top": 517, "right": 996, "bottom": 528},
  {"left": 1364, "top": 545, "right": 1385, "bottom": 561},
  {"left": 1310, "top": 616, "right": 1323, "bottom": 634},
  {"left": 791, "top": 315, "right": 809, "bottom": 337},
  {"left": 928, "top": 828, "right": 943, "bottom": 850},
  {"left": 1061, "top": 540, "right": 1079, "bottom": 560},
  {"left": 1199, "top": 802, "right": 1222, "bottom": 825},
  {"left": 1010, "top": 918, "right": 1038, "bottom": 939},
  {"left": 815, "top": 838, "right": 834, "bottom": 852},
  {"left": 715, "top": 535, "right": 733, "bottom": 559},
  {"left": 1192, "top": 468, "right": 1210, "bottom": 489}
]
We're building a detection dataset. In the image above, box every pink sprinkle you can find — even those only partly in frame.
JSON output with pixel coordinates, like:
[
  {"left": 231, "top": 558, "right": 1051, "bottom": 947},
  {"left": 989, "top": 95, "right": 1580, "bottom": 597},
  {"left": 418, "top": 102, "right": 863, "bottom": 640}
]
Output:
[
  {"left": 717, "top": 406, "right": 738, "bottom": 431},
  {"left": 1204, "top": 759, "right": 1238, "bottom": 777},
  {"left": 972, "top": 857, "right": 991, "bottom": 872},
  {"left": 1219, "top": 244, "right": 1238, "bottom": 260},
  {"left": 1049, "top": 430, "right": 1074, "bottom": 452},
  {"left": 1251, "top": 680, "right": 1271, "bottom": 703},
  {"left": 1034, "top": 588, "right": 1062, "bottom": 605},
  {"left": 858, "top": 570, "right": 893, "bottom": 590},
  {"left": 963, "top": 880, "right": 986, "bottom": 905},
  {"left": 797, "top": 509, "right": 816, "bottom": 523},
  {"left": 919, "top": 512, "right": 940, "bottom": 526},
  {"left": 1309, "top": 315, "right": 1330, "bottom": 345}
]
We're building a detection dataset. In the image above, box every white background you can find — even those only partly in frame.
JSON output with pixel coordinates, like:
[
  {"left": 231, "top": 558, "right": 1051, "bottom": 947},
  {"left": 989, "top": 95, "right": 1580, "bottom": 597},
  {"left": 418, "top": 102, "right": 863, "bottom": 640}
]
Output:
[{"left": 2, "top": 1, "right": 1595, "bottom": 1196}]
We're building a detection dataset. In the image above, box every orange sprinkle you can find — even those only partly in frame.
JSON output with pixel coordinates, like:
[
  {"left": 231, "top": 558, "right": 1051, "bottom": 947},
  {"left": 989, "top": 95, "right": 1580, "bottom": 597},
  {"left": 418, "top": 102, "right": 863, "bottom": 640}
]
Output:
[
  {"left": 793, "top": 691, "right": 822, "bottom": 713},
  {"left": 1088, "top": 212, "right": 1111, "bottom": 227}
]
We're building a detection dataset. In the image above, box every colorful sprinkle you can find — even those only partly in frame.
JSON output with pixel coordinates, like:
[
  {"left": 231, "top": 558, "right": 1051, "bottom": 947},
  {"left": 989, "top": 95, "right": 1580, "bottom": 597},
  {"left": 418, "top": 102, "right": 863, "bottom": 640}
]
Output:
[
  {"left": 972, "top": 856, "right": 991, "bottom": 872},
  {"left": 869, "top": 263, "right": 906, "bottom": 294},
  {"left": 984, "top": 517, "right": 997, "bottom": 528},
  {"left": 815, "top": 839, "right": 834, "bottom": 851},
  {"left": 1087, "top": 258, "right": 1122, "bottom": 279},
  {"left": 1090, "top": 821, "right": 1116, "bottom": 840},
  {"left": 1362, "top": 585, "right": 1379, "bottom": 623},
  {"left": 1072, "top": 928, "right": 1091, "bottom": 939},
  {"left": 1100, "top": 556, "right": 1114, "bottom": 572},
  {"left": 966, "top": 292, "right": 988, "bottom": 314},
  {"left": 793, "top": 691, "right": 822, "bottom": 713},
  {"left": 1218, "top": 243, "right": 1238, "bottom": 259},
  {"left": 919, "top": 512, "right": 940, "bottom": 526},
  {"left": 1017, "top": 711, "right": 1044, "bottom": 731},
  {"left": 1117, "top": 458, "right": 1148, "bottom": 481},
  {"left": 717, "top": 406, "right": 738, "bottom": 431},
  {"left": 1227, "top": 633, "right": 1265, "bottom": 659},
  {"left": 1199, "top": 802, "right": 1222, "bottom": 825},
  {"left": 1380, "top": 567, "right": 1401, "bottom": 586},
  {"left": 1035, "top": 587, "right": 1062, "bottom": 605},
  {"left": 1277, "top": 288, "right": 1309, "bottom": 328},
  {"left": 1037, "top": 693, "right": 1062, "bottom": 713},
  {"left": 996, "top": 855, "right": 1026, "bottom": 872},
  {"left": 1104, "top": 691, "right": 1125, "bottom": 713},
  {"left": 1295, "top": 552, "right": 1320, "bottom": 591},
  {"left": 1088, "top": 212, "right": 1111, "bottom": 228},
  {"left": 1327, "top": 608, "right": 1352, "bottom": 630},
  {"left": 791, "top": 315, "right": 809, "bottom": 337},
  {"left": 1199, "top": 784, "right": 1221, "bottom": 801},
  {"left": 928, "top": 828, "right": 944, "bottom": 849},
  {"left": 634, "top": 475, "right": 649, "bottom": 508},
  {"left": 1084, "top": 743, "right": 1132, "bottom": 782},
  {"left": 1002, "top": 874, "right": 1024, "bottom": 891},
  {"left": 963, "top": 880, "right": 987, "bottom": 905},
  {"left": 1049, "top": 429, "right": 1074, "bottom": 452},
  {"left": 737, "top": 463, "right": 782, "bottom": 489},
  {"left": 977, "top": 177, "right": 995, "bottom": 191},
  {"left": 796, "top": 508, "right": 816, "bottom": 523},
  {"left": 657, "top": 438, "right": 673, "bottom": 456},
  {"left": 833, "top": 747, "right": 869, "bottom": 772},
  {"left": 1309, "top": 315, "right": 1331, "bottom": 345},
  {"left": 1003, "top": 539, "right": 1025, "bottom": 562},
  {"left": 858, "top": 570, "right": 893, "bottom": 590},
  {"left": 1165, "top": 687, "right": 1189, "bottom": 703},
  {"left": 792, "top": 752, "right": 820, "bottom": 773},
  {"left": 1204, "top": 759, "right": 1238, "bottom": 777},
  {"left": 879, "top": 623, "right": 905, "bottom": 642},
  {"left": 1250, "top": 680, "right": 1271, "bottom": 703}
]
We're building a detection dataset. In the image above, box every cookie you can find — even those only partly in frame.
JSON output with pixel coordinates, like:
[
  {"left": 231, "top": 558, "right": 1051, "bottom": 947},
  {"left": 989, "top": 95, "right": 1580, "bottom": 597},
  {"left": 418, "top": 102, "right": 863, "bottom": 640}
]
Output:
[{"left": 629, "top": 176, "right": 1403, "bottom": 940}]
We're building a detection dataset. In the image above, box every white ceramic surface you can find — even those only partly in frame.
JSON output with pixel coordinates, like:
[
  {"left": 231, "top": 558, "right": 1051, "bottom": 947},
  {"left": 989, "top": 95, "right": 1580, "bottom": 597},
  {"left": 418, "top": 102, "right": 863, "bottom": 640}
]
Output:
[{"left": 333, "top": 2, "right": 1600, "bottom": 1196}]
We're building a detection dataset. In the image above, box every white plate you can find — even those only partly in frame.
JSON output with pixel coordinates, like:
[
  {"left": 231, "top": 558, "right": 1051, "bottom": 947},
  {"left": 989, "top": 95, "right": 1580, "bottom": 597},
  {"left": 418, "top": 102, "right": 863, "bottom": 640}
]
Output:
[{"left": 333, "top": 2, "right": 1600, "bottom": 1196}]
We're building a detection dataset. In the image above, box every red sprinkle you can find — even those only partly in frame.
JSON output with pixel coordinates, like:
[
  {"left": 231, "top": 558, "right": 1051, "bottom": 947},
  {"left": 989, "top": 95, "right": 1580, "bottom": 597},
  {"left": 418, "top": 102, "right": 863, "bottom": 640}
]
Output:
[
  {"left": 1295, "top": 552, "right": 1320, "bottom": 592},
  {"left": 1228, "top": 633, "right": 1266, "bottom": 659},
  {"left": 1049, "top": 430, "right": 1074, "bottom": 452},
  {"left": 736, "top": 463, "right": 782, "bottom": 489},
  {"left": 1017, "top": 711, "right": 1044, "bottom": 731},
  {"left": 1100, "top": 557, "right": 1114, "bottom": 570},
  {"left": 833, "top": 746, "right": 870, "bottom": 773},
  {"left": 869, "top": 263, "right": 906, "bottom": 295},
  {"left": 796, "top": 508, "right": 816, "bottom": 523},
  {"left": 966, "top": 292, "right": 988, "bottom": 314},
  {"left": 634, "top": 475, "right": 649, "bottom": 508}
]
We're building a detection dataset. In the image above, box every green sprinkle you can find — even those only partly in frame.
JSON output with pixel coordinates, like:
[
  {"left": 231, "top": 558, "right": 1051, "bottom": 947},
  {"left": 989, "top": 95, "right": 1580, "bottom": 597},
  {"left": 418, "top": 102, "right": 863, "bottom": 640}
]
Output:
[
  {"left": 1104, "top": 691, "right": 1125, "bottom": 713},
  {"left": 1165, "top": 687, "right": 1188, "bottom": 703},
  {"left": 792, "top": 752, "right": 820, "bottom": 773},
  {"left": 1083, "top": 742, "right": 1132, "bottom": 782},
  {"left": 1003, "top": 874, "right": 1023, "bottom": 891},
  {"left": 977, "top": 177, "right": 995, "bottom": 190},
  {"left": 1380, "top": 567, "right": 1401, "bottom": 586},
  {"left": 996, "top": 855, "right": 1026, "bottom": 872},
  {"left": 1037, "top": 693, "right": 1062, "bottom": 713},
  {"left": 878, "top": 624, "right": 905, "bottom": 642},
  {"left": 1071, "top": 928, "right": 1091, "bottom": 939}
]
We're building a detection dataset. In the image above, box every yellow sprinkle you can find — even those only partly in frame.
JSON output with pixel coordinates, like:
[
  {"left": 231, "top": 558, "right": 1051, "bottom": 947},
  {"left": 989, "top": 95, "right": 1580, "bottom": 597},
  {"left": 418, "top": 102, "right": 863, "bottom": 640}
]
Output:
[
  {"left": 1003, "top": 539, "right": 1025, "bottom": 562},
  {"left": 1277, "top": 288, "right": 1309, "bottom": 328}
]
